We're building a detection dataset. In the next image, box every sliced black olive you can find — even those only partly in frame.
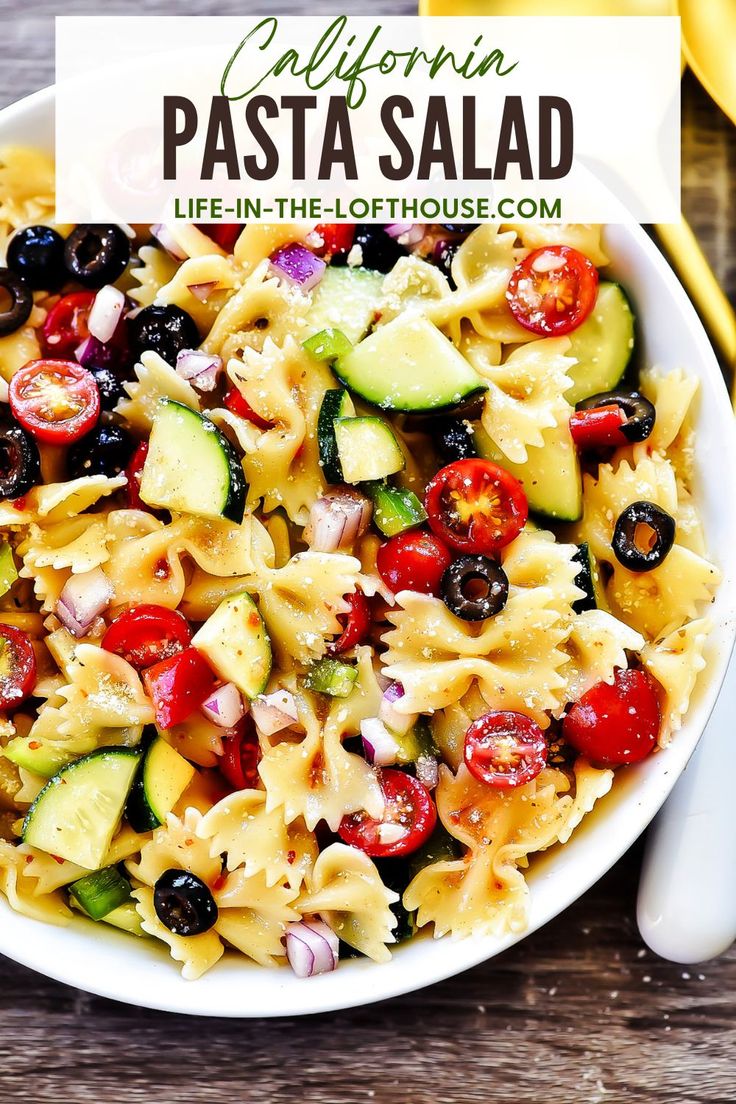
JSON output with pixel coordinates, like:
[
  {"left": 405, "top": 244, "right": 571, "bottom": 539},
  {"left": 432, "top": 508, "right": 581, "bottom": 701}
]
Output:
[
  {"left": 0, "top": 268, "right": 33, "bottom": 336},
  {"left": 441, "top": 224, "right": 479, "bottom": 234},
  {"left": 436, "top": 418, "right": 478, "bottom": 462},
  {"left": 0, "top": 420, "right": 41, "bottom": 499},
  {"left": 432, "top": 240, "right": 458, "bottom": 288},
  {"left": 67, "top": 424, "right": 135, "bottom": 479},
  {"left": 153, "top": 868, "right": 218, "bottom": 936},
  {"left": 612, "top": 500, "right": 675, "bottom": 572},
  {"left": 63, "top": 224, "right": 131, "bottom": 289},
  {"left": 576, "top": 390, "right": 655, "bottom": 443},
  {"left": 129, "top": 304, "right": 200, "bottom": 365},
  {"left": 89, "top": 365, "right": 126, "bottom": 411},
  {"left": 352, "top": 225, "right": 408, "bottom": 274},
  {"left": 7, "top": 225, "right": 65, "bottom": 290},
  {"left": 441, "top": 554, "right": 509, "bottom": 621}
]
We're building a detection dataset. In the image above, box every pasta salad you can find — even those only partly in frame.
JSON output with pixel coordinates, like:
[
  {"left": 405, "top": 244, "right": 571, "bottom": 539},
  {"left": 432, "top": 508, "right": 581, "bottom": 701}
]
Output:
[{"left": 0, "top": 146, "right": 719, "bottom": 980}]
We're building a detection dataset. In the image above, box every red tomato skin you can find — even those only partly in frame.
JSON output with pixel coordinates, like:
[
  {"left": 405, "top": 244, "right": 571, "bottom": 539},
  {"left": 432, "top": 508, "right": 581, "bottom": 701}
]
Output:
[
  {"left": 562, "top": 667, "right": 661, "bottom": 768},
  {"left": 102, "top": 604, "right": 192, "bottom": 671},
  {"left": 0, "top": 625, "right": 37, "bottom": 709},
  {"left": 376, "top": 531, "right": 453, "bottom": 597},
  {"left": 42, "top": 291, "right": 96, "bottom": 357},
  {"left": 424, "top": 459, "right": 528, "bottom": 556},
  {"left": 338, "top": 769, "right": 437, "bottom": 858},
  {"left": 507, "top": 245, "right": 599, "bottom": 337},
  {"left": 195, "top": 224, "right": 243, "bottom": 253},
  {"left": 569, "top": 405, "right": 628, "bottom": 451},
  {"left": 224, "top": 386, "right": 271, "bottom": 429},
  {"left": 464, "top": 710, "right": 547, "bottom": 790},
  {"left": 143, "top": 646, "right": 217, "bottom": 729},
  {"left": 328, "top": 590, "right": 371, "bottom": 655},
  {"left": 314, "top": 224, "right": 355, "bottom": 259},
  {"left": 219, "top": 715, "right": 261, "bottom": 791},
  {"left": 9, "top": 360, "right": 100, "bottom": 445},
  {"left": 125, "top": 441, "right": 149, "bottom": 510}
]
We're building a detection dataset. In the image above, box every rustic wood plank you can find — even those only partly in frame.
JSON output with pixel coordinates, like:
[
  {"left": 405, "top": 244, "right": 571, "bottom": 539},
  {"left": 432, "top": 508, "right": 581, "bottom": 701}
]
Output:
[{"left": 0, "top": 7, "right": 733, "bottom": 1102}]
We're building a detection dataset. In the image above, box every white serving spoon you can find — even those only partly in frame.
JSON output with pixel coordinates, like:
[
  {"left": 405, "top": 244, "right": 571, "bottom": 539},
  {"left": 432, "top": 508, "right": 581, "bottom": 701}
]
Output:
[{"left": 637, "top": 660, "right": 736, "bottom": 962}]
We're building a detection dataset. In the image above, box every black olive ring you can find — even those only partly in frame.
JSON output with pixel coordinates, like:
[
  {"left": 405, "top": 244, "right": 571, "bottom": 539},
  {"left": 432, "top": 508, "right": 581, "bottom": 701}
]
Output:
[
  {"left": 63, "top": 224, "right": 131, "bottom": 289},
  {"left": 441, "top": 554, "right": 509, "bottom": 621},
  {"left": 612, "top": 500, "right": 676, "bottom": 573},
  {"left": 0, "top": 268, "right": 33, "bottom": 337},
  {"left": 153, "top": 868, "right": 219, "bottom": 936},
  {"left": 575, "top": 390, "right": 656, "bottom": 443},
  {"left": 0, "top": 420, "right": 41, "bottom": 499}
]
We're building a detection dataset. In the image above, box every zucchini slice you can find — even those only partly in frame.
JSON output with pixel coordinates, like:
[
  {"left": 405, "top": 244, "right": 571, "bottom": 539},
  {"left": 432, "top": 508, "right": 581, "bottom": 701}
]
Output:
[
  {"left": 140, "top": 400, "right": 246, "bottom": 523},
  {"left": 126, "top": 735, "right": 195, "bottom": 832},
  {"left": 22, "top": 747, "right": 142, "bottom": 869},
  {"left": 572, "top": 542, "right": 607, "bottom": 614},
  {"left": 192, "top": 591, "right": 272, "bottom": 699},
  {"left": 0, "top": 542, "right": 18, "bottom": 598},
  {"left": 4, "top": 735, "right": 75, "bottom": 779},
  {"left": 364, "top": 482, "right": 427, "bottom": 537},
  {"left": 566, "top": 283, "right": 635, "bottom": 405},
  {"left": 333, "top": 417, "right": 405, "bottom": 483},
  {"left": 305, "top": 266, "right": 383, "bottom": 344},
  {"left": 317, "top": 387, "right": 356, "bottom": 484},
  {"left": 69, "top": 866, "right": 132, "bottom": 920},
  {"left": 304, "top": 658, "right": 358, "bottom": 698},
  {"left": 70, "top": 895, "right": 145, "bottom": 937},
  {"left": 475, "top": 421, "right": 583, "bottom": 523},
  {"left": 335, "top": 315, "right": 486, "bottom": 413}
]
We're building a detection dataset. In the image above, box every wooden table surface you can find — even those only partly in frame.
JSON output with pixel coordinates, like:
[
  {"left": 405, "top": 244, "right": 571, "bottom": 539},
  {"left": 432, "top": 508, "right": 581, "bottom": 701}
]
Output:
[{"left": 0, "top": 3, "right": 734, "bottom": 1101}]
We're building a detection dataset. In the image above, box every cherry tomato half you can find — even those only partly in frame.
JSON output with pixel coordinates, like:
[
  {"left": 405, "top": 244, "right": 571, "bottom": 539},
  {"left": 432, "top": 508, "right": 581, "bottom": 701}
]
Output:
[
  {"left": 562, "top": 667, "right": 661, "bottom": 768},
  {"left": 569, "top": 405, "right": 628, "bottom": 451},
  {"left": 338, "top": 769, "right": 437, "bottom": 858},
  {"left": 195, "top": 224, "right": 243, "bottom": 253},
  {"left": 0, "top": 624, "right": 37, "bottom": 709},
  {"left": 102, "top": 603, "right": 192, "bottom": 671},
  {"left": 9, "top": 359, "right": 100, "bottom": 445},
  {"left": 219, "top": 715, "right": 261, "bottom": 791},
  {"left": 425, "top": 459, "right": 528, "bottom": 556},
  {"left": 223, "top": 386, "right": 272, "bottom": 430},
  {"left": 376, "top": 530, "right": 453, "bottom": 597},
  {"left": 143, "top": 646, "right": 217, "bottom": 730},
  {"left": 328, "top": 590, "right": 371, "bottom": 655},
  {"left": 42, "top": 290, "right": 96, "bottom": 357},
  {"left": 125, "top": 440, "right": 148, "bottom": 510},
  {"left": 506, "top": 245, "right": 599, "bottom": 337},
  {"left": 314, "top": 223, "right": 354, "bottom": 259},
  {"left": 464, "top": 710, "right": 547, "bottom": 789}
]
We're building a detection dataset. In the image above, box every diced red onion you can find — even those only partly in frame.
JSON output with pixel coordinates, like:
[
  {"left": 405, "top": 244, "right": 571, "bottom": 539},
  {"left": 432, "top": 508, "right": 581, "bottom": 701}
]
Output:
[
  {"left": 304, "top": 490, "right": 372, "bottom": 553},
  {"left": 269, "top": 243, "right": 325, "bottom": 291},
  {"left": 416, "top": 754, "right": 439, "bottom": 790},
  {"left": 285, "top": 919, "right": 339, "bottom": 978},
  {"left": 152, "top": 223, "right": 188, "bottom": 261},
  {"left": 378, "top": 681, "right": 416, "bottom": 736},
  {"left": 251, "top": 690, "right": 299, "bottom": 736},
  {"left": 361, "top": 718, "right": 400, "bottom": 767},
  {"left": 175, "top": 349, "right": 222, "bottom": 392},
  {"left": 75, "top": 334, "right": 121, "bottom": 372},
  {"left": 187, "top": 281, "right": 218, "bottom": 303},
  {"left": 385, "top": 223, "right": 426, "bottom": 246},
  {"left": 201, "top": 682, "right": 246, "bottom": 728},
  {"left": 88, "top": 285, "right": 125, "bottom": 344},
  {"left": 56, "top": 568, "right": 113, "bottom": 638}
]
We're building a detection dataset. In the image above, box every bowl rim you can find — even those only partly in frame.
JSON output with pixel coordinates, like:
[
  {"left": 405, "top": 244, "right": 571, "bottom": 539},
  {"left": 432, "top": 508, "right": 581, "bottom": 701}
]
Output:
[{"left": 0, "top": 83, "right": 735, "bottom": 1018}]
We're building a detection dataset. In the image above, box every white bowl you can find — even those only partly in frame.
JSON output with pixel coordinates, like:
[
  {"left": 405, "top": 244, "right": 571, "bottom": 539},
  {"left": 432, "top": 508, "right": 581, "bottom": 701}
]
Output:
[{"left": 1, "top": 86, "right": 735, "bottom": 1018}]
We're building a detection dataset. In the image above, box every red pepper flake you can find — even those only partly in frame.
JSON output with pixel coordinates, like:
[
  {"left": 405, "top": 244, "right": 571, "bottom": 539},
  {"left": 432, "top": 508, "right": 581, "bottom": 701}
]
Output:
[
  {"left": 248, "top": 612, "right": 261, "bottom": 628},
  {"left": 52, "top": 855, "right": 65, "bottom": 865},
  {"left": 12, "top": 496, "right": 27, "bottom": 512},
  {"left": 287, "top": 849, "right": 296, "bottom": 865},
  {"left": 24, "top": 855, "right": 33, "bottom": 864},
  {"left": 154, "top": 557, "right": 171, "bottom": 580},
  {"left": 184, "top": 838, "right": 194, "bottom": 846},
  {"left": 28, "top": 740, "right": 41, "bottom": 750},
  {"left": 212, "top": 871, "right": 228, "bottom": 893}
]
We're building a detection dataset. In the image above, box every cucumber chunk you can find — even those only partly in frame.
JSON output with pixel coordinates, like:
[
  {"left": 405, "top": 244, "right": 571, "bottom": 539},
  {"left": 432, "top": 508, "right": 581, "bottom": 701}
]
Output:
[
  {"left": 126, "top": 735, "right": 195, "bottom": 832},
  {"left": 140, "top": 400, "right": 246, "bottom": 523},
  {"left": 317, "top": 388, "right": 356, "bottom": 483},
  {"left": 303, "top": 327, "right": 353, "bottom": 362},
  {"left": 364, "top": 482, "right": 427, "bottom": 536},
  {"left": 475, "top": 421, "right": 582, "bottom": 523},
  {"left": 22, "top": 747, "right": 141, "bottom": 869},
  {"left": 192, "top": 591, "right": 271, "bottom": 699},
  {"left": 394, "top": 718, "right": 439, "bottom": 765},
  {"left": 566, "top": 283, "right": 635, "bottom": 405},
  {"left": 335, "top": 315, "right": 486, "bottom": 413},
  {"left": 305, "top": 658, "right": 358, "bottom": 698},
  {"left": 70, "top": 895, "right": 145, "bottom": 937},
  {"left": 0, "top": 542, "right": 18, "bottom": 598},
  {"left": 69, "top": 866, "right": 132, "bottom": 920},
  {"left": 333, "top": 417, "right": 405, "bottom": 483},
  {"left": 4, "top": 736, "right": 75, "bottom": 779},
  {"left": 305, "top": 266, "right": 383, "bottom": 344}
]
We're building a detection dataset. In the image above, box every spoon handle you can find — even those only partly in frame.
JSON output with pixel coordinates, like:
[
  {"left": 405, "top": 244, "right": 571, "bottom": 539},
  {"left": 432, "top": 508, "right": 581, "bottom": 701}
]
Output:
[{"left": 637, "top": 660, "right": 736, "bottom": 963}]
